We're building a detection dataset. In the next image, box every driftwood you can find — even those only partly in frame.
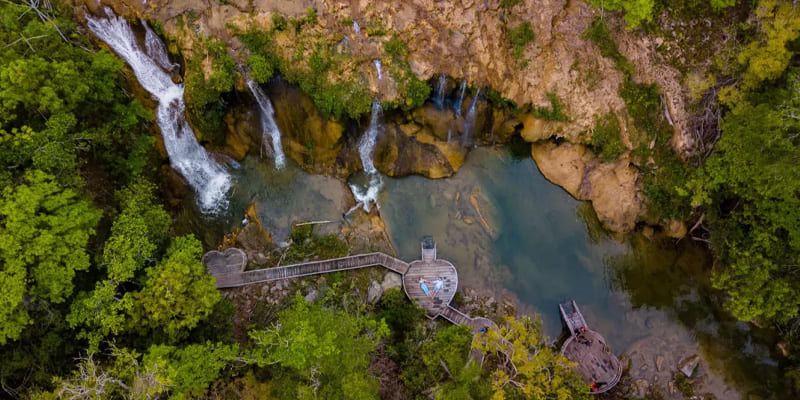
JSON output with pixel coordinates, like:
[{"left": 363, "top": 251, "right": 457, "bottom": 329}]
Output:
[{"left": 688, "top": 78, "right": 735, "bottom": 163}]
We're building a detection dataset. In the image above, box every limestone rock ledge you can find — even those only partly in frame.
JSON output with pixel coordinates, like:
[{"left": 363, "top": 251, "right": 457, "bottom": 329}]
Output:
[{"left": 532, "top": 141, "right": 642, "bottom": 233}]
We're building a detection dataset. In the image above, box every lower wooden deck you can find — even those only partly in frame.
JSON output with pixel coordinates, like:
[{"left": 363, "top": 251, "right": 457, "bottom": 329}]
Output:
[{"left": 561, "top": 329, "right": 621, "bottom": 393}]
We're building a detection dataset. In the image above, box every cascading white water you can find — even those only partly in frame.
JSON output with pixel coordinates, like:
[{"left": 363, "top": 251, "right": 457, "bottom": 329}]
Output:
[
  {"left": 373, "top": 59, "right": 383, "bottom": 81},
  {"left": 246, "top": 78, "right": 286, "bottom": 169},
  {"left": 453, "top": 79, "right": 467, "bottom": 116},
  {"left": 358, "top": 100, "right": 382, "bottom": 175},
  {"left": 353, "top": 20, "right": 361, "bottom": 35},
  {"left": 462, "top": 89, "right": 481, "bottom": 147},
  {"left": 348, "top": 100, "right": 383, "bottom": 213},
  {"left": 434, "top": 74, "right": 447, "bottom": 109},
  {"left": 87, "top": 9, "right": 231, "bottom": 213},
  {"left": 142, "top": 20, "right": 175, "bottom": 72}
]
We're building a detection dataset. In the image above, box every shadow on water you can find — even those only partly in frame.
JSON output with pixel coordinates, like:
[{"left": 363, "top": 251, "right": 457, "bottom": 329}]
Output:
[{"left": 379, "top": 146, "right": 788, "bottom": 398}]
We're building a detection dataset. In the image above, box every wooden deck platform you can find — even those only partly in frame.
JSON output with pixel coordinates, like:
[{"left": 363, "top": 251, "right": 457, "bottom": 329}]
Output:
[
  {"left": 559, "top": 301, "right": 621, "bottom": 394},
  {"left": 403, "top": 258, "right": 458, "bottom": 318}
]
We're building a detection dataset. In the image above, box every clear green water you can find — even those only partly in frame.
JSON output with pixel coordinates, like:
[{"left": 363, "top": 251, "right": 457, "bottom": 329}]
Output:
[
  {"left": 181, "top": 146, "right": 788, "bottom": 398},
  {"left": 379, "top": 146, "right": 786, "bottom": 398}
]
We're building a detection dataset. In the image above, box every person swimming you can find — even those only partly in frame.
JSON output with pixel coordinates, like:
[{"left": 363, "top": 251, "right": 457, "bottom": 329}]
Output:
[{"left": 419, "top": 277, "right": 431, "bottom": 297}]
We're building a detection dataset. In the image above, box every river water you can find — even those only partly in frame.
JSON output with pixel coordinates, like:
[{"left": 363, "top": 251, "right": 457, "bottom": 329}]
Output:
[{"left": 179, "top": 143, "right": 786, "bottom": 398}]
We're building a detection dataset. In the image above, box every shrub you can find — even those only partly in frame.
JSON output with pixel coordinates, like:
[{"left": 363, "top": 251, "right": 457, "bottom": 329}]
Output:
[
  {"left": 589, "top": 113, "right": 626, "bottom": 161},
  {"left": 531, "top": 92, "right": 569, "bottom": 121},
  {"left": 583, "top": 18, "right": 635, "bottom": 77},
  {"left": 508, "top": 22, "right": 535, "bottom": 65}
]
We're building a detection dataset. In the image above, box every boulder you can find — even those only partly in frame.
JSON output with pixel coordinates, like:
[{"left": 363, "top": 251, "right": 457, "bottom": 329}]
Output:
[
  {"left": 678, "top": 354, "right": 700, "bottom": 378},
  {"left": 367, "top": 280, "right": 383, "bottom": 304},
  {"left": 532, "top": 141, "right": 642, "bottom": 233},
  {"left": 381, "top": 272, "right": 403, "bottom": 291}
]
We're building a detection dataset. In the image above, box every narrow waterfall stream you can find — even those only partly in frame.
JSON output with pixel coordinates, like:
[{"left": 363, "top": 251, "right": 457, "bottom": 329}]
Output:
[
  {"left": 434, "top": 74, "right": 447, "bottom": 109},
  {"left": 462, "top": 88, "right": 481, "bottom": 147},
  {"left": 87, "top": 9, "right": 231, "bottom": 213},
  {"left": 349, "top": 100, "right": 384, "bottom": 213},
  {"left": 246, "top": 78, "right": 286, "bottom": 169}
]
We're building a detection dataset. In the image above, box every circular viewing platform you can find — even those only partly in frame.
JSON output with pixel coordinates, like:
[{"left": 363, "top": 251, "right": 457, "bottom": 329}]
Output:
[{"left": 560, "top": 329, "right": 622, "bottom": 394}]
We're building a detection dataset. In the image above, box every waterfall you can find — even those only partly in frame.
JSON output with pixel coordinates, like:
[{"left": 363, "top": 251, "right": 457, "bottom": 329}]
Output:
[
  {"left": 434, "top": 74, "right": 447, "bottom": 109},
  {"left": 348, "top": 100, "right": 384, "bottom": 213},
  {"left": 373, "top": 59, "right": 383, "bottom": 81},
  {"left": 142, "top": 20, "right": 175, "bottom": 72},
  {"left": 358, "top": 101, "right": 382, "bottom": 175},
  {"left": 246, "top": 79, "right": 286, "bottom": 169},
  {"left": 453, "top": 79, "right": 467, "bottom": 116},
  {"left": 87, "top": 9, "right": 231, "bottom": 213},
  {"left": 353, "top": 20, "right": 361, "bottom": 35},
  {"left": 462, "top": 89, "right": 481, "bottom": 147}
]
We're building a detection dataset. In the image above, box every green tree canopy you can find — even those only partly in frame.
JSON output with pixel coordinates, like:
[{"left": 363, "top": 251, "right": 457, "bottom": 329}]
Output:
[
  {"left": 0, "top": 170, "right": 101, "bottom": 344},
  {"left": 687, "top": 71, "right": 800, "bottom": 323},
  {"left": 130, "top": 235, "right": 221, "bottom": 340},
  {"left": 249, "top": 295, "right": 388, "bottom": 399}
]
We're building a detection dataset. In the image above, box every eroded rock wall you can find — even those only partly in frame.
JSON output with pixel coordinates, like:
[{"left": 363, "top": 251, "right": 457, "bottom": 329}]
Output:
[{"left": 77, "top": 0, "right": 697, "bottom": 232}]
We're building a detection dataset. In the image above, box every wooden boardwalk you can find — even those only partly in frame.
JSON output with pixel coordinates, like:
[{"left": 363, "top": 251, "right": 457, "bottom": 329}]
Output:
[
  {"left": 203, "top": 238, "right": 477, "bottom": 326},
  {"left": 210, "top": 252, "right": 409, "bottom": 288}
]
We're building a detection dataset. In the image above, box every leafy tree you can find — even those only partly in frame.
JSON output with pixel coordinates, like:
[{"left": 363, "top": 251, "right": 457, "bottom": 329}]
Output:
[
  {"left": 472, "top": 316, "right": 588, "bottom": 400},
  {"left": 592, "top": 0, "right": 656, "bottom": 28},
  {"left": 402, "top": 325, "right": 490, "bottom": 399},
  {"left": 686, "top": 72, "right": 800, "bottom": 322},
  {"left": 130, "top": 235, "right": 221, "bottom": 340},
  {"left": 720, "top": 0, "right": 800, "bottom": 105},
  {"left": 0, "top": 170, "right": 101, "bottom": 344},
  {"left": 143, "top": 342, "right": 239, "bottom": 399},
  {"left": 68, "top": 181, "right": 170, "bottom": 348},
  {"left": 249, "top": 295, "right": 388, "bottom": 399}
]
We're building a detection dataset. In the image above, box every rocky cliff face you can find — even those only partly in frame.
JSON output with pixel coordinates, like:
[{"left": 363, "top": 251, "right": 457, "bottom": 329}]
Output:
[{"left": 77, "top": 0, "right": 697, "bottom": 233}]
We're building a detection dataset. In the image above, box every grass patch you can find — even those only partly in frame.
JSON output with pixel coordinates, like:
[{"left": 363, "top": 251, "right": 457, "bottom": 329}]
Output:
[
  {"left": 508, "top": 22, "right": 535, "bottom": 67},
  {"left": 531, "top": 92, "right": 569, "bottom": 121},
  {"left": 589, "top": 113, "right": 625, "bottom": 161}
]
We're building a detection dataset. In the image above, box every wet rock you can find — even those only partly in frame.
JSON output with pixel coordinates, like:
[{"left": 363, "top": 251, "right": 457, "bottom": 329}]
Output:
[
  {"left": 367, "top": 280, "right": 383, "bottom": 304},
  {"left": 159, "top": 165, "right": 189, "bottom": 208},
  {"left": 221, "top": 108, "right": 257, "bottom": 160},
  {"left": 411, "top": 104, "right": 456, "bottom": 141},
  {"left": 268, "top": 79, "right": 348, "bottom": 176},
  {"left": 381, "top": 272, "right": 403, "bottom": 292},
  {"left": 236, "top": 203, "right": 272, "bottom": 253},
  {"left": 373, "top": 122, "right": 464, "bottom": 179},
  {"left": 678, "top": 354, "right": 700, "bottom": 378}
]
